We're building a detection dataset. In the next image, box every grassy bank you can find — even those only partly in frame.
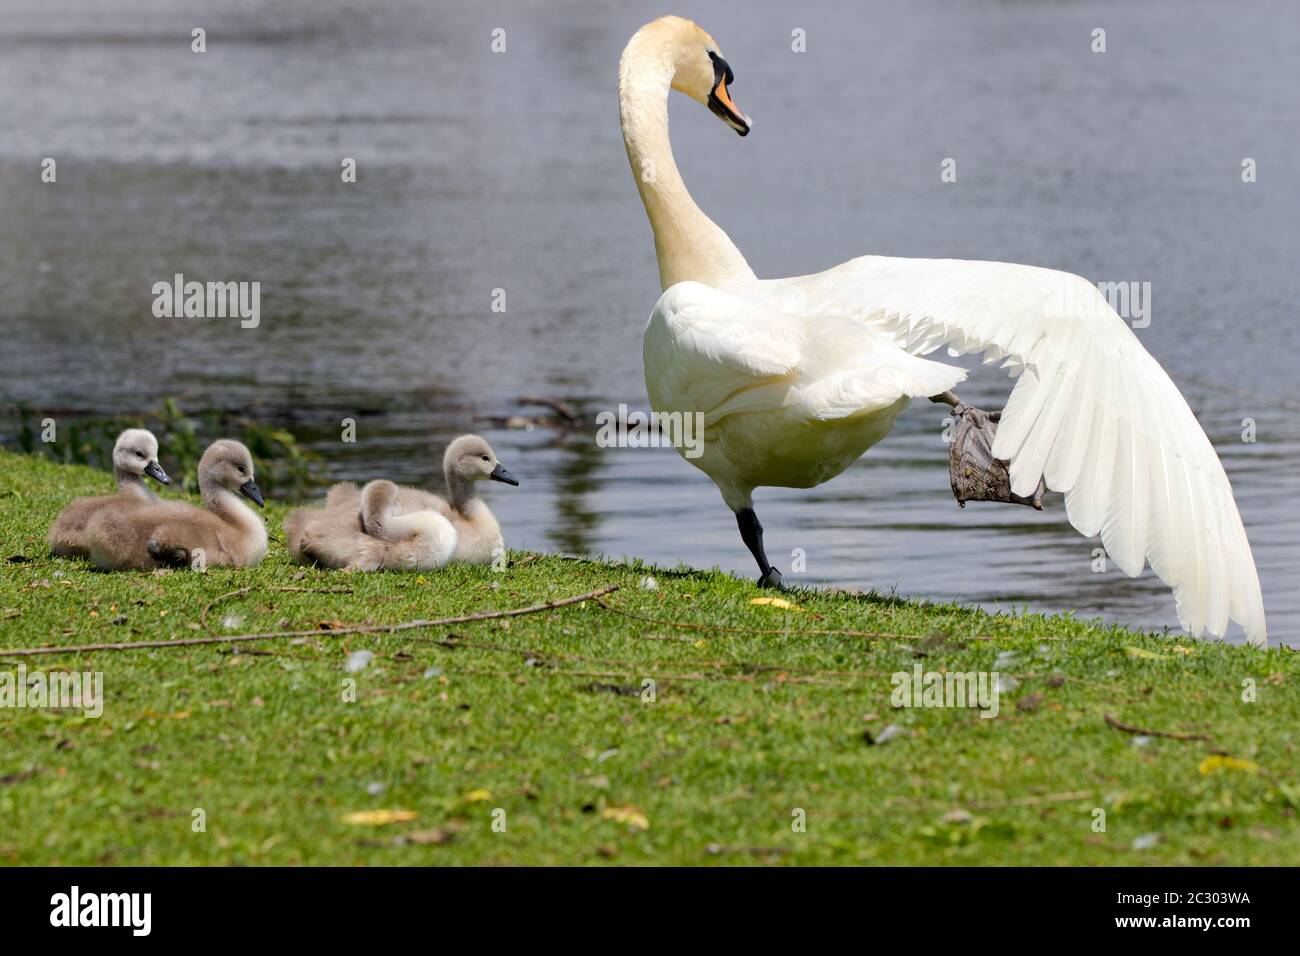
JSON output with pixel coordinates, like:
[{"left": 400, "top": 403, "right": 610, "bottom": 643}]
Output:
[{"left": 0, "top": 449, "right": 1296, "bottom": 865}]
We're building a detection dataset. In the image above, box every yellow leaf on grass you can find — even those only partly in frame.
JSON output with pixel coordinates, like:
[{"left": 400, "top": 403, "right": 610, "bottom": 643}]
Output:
[
  {"left": 1124, "top": 646, "right": 1170, "bottom": 660},
  {"left": 1171, "top": 646, "right": 1196, "bottom": 655},
  {"left": 601, "top": 805, "right": 649, "bottom": 830},
  {"left": 750, "top": 597, "right": 801, "bottom": 611},
  {"left": 463, "top": 789, "right": 493, "bottom": 802},
  {"left": 1198, "top": 756, "right": 1259, "bottom": 775},
  {"left": 341, "top": 809, "right": 419, "bottom": 826}
]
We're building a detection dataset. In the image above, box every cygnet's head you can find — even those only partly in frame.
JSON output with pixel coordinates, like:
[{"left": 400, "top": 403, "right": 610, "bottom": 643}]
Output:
[
  {"left": 443, "top": 435, "right": 518, "bottom": 487},
  {"left": 113, "top": 428, "right": 170, "bottom": 485},
  {"left": 197, "top": 439, "right": 263, "bottom": 507}
]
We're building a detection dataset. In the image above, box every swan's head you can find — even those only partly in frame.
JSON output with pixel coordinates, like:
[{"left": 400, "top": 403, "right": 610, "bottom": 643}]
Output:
[
  {"left": 198, "top": 439, "right": 264, "bottom": 507},
  {"left": 113, "top": 428, "right": 170, "bottom": 484},
  {"left": 627, "top": 16, "right": 750, "bottom": 136},
  {"left": 445, "top": 435, "right": 519, "bottom": 486}
]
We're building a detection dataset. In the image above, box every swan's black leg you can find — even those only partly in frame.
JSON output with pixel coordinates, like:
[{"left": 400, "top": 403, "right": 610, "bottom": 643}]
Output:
[{"left": 736, "top": 507, "right": 785, "bottom": 589}]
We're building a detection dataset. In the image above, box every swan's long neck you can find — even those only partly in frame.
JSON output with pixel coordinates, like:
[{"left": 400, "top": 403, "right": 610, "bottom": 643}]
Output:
[
  {"left": 619, "top": 47, "right": 755, "bottom": 290},
  {"left": 203, "top": 485, "right": 267, "bottom": 556},
  {"left": 444, "top": 468, "right": 477, "bottom": 516},
  {"left": 114, "top": 467, "right": 147, "bottom": 495}
]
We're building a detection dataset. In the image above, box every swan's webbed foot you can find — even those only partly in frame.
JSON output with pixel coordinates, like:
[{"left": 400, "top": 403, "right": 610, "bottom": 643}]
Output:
[
  {"left": 757, "top": 567, "right": 787, "bottom": 590},
  {"left": 931, "top": 394, "right": 1046, "bottom": 510}
]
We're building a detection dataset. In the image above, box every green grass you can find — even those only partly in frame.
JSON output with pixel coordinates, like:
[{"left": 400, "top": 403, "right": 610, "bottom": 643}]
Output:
[{"left": 1, "top": 449, "right": 1297, "bottom": 865}]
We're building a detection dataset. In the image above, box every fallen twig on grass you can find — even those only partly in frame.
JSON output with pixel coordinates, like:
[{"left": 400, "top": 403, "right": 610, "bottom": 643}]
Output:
[
  {"left": 0, "top": 585, "right": 620, "bottom": 658},
  {"left": 418, "top": 633, "right": 896, "bottom": 681},
  {"left": 593, "top": 598, "right": 996, "bottom": 643},
  {"left": 1104, "top": 713, "right": 1214, "bottom": 742},
  {"left": 199, "top": 585, "right": 354, "bottom": 630},
  {"left": 435, "top": 664, "right": 854, "bottom": 687},
  {"left": 969, "top": 789, "right": 1095, "bottom": 810}
]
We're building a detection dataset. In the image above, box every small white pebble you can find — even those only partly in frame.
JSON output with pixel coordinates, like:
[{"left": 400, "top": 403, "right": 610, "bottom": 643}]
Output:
[
  {"left": 221, "top": 614, "right": 244, "bottom": 631},
  {"left": 1132, "top": 833, "right": 1160, "bottom": 850},
  {"left": 996, "top": 675, "right": 1020, "bottom": 693},
  {"left": 366, "top": 781, "right": 387, "bottom": 796},
  {"left": 344, "top": 650, "right": 374, "bottom": 673},
  {"left": 639, "top": 575, "right": 658, "bottom": 591},
  {"left": 873, "top": 723, "right": 906, "bottom": 745},
  {"left": 1132, "top": 735, "right": 1153, "bottom": 748}
]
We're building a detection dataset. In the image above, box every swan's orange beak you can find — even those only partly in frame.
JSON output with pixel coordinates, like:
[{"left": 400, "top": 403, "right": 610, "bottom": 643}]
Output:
[{"left": 707, "top": 52, "right": 750, "bottom": 136}]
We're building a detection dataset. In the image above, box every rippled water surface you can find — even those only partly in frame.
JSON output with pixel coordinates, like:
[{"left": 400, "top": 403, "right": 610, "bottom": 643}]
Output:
[{"left": 2, "top": 0, "right": 1297, "bottom": 644}]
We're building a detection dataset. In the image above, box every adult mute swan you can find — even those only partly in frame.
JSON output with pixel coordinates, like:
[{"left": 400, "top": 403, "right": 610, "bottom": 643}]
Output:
[{"left": 619, "top": 16, "right": 1266, "bottom": 645}]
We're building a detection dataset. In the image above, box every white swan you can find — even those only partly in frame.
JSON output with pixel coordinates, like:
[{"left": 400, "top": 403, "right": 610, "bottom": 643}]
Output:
[{"left": 619, "top": 16, "right": 1266, "bottom": 645}]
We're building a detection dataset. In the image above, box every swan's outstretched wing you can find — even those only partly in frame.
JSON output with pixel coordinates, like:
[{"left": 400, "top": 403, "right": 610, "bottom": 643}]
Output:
[
  {"left": 645, "top": 280, "right": 965, "bottom": 424},
  {"left": 761, "top": 255, "right": 1265, "bottom": 645}
]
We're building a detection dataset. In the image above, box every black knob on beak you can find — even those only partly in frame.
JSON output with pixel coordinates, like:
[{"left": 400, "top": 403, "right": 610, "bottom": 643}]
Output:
[{"left": 489, "top": 463, "right": 519, "bottom": 486}]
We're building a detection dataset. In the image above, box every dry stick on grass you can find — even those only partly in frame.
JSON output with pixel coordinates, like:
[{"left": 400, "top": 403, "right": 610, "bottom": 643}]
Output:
[
  {"left": 594, "top": 598, "right": 997, "bottom": 642},
  {"left": 199, "top": 585, "right": 354, "bottom": 630},
  {"left": 419, "top": 634, "right": 896, "bottom": 681},
  {"left": 0, "top": 585, "right": 620, "bottom": 659},
  {"left": 968, "top": 789, "right": 1095, "bottom": 811},
  {"left": 1104, "top": 712, "right": 1215, "bottom": 743},
  {"left": 827, "top": 789, "right": 1098, "bottom": 817},
  {"left": 436, "top": 664, "right": 854, "bottom": 687}
]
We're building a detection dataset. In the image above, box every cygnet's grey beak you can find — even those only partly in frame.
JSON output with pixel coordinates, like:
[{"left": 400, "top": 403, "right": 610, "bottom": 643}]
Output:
[
  {"left": 489, "top": 463, "right": 519, "bottom": 486},
  {"left": 239, "top": 479, "right": 265, "bottom": 507},
  {"left": 144, "top": 460, "right": 171, "bottom": 485}
]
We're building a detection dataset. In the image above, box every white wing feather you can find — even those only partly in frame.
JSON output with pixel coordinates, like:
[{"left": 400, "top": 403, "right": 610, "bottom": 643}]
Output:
[
  {"left": 758, "top": 256, "right": 1265, "bottom": 645},
  {"left": 645, "top": 281, "right": 966, "bottom": 425}
]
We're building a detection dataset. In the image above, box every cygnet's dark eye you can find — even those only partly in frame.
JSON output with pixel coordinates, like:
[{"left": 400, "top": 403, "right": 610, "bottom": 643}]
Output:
[{"left": 481, "top": 455, "right": 490, "bottom": 462}]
